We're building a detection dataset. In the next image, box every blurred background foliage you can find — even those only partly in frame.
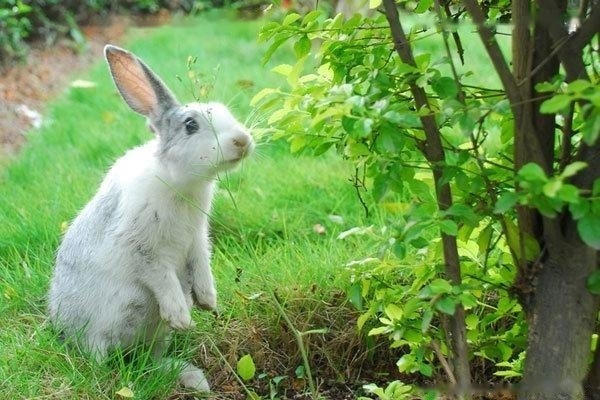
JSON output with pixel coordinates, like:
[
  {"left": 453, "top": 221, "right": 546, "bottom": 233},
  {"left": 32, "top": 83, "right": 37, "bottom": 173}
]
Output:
[{"left": 0, "top": 0, "right": 255, "bottom": 64}]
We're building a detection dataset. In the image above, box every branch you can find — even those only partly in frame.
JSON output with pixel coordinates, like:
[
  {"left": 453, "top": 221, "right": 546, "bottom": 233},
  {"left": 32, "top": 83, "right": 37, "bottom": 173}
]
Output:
[
  {"left": 431, "top": 340, "right": 457, "bottom": 385},
  {"left": 559, "top": 103, "right": 575, "bottom": 170},
  {"left": 573, "top": 142, "right": 600, "bottom": 190},
  {"left": 535, "top": 0, "right": 587, "bottom": 81},
  {"left": 460, "top": 0, "right": 522, "bottom": 107},
  {"left": 572, "top": 2, "right": 600, "bottom": 51},
  {"left": 443, "top": 0, "right": 465, "bottom": 65}
]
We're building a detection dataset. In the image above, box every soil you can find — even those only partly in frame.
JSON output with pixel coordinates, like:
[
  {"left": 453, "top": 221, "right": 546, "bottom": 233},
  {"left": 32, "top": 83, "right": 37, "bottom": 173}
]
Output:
[{"left": 0, "top": 15, "right": 131, "bottom": 157}]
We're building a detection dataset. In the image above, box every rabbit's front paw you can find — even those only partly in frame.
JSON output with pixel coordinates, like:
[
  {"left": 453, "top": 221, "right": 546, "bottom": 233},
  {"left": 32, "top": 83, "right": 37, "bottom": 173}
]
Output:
[
  {"left": 193, "top": 285, "right": 217, "bottom": 312},
  {"left": 160, "top": 300, "right": 195, "bottom": 330}
]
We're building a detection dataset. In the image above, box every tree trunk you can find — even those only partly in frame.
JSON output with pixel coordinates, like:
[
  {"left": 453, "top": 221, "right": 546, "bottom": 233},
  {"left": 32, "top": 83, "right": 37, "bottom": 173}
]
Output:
[
  {"left": 514, "top": 2, "right": 600, "bottom": 398},
  {"left": 518, "top": 226, "right": 599, "bottom": 399},
  {"left": 586, "top": 342, "right": 600, "bottom": 400}
]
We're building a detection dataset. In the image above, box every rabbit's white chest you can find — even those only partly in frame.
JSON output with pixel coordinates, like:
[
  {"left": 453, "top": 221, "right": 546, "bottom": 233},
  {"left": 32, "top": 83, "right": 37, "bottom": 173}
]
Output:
[{"left": 151, "top": 200, "right": 202, "bottom": 255}]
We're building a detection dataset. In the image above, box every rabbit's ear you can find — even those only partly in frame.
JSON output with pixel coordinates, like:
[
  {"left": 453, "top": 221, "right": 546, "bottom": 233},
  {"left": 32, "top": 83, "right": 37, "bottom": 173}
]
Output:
[{"left": 104, "top": 45, "right": 178, "bottom": 117}]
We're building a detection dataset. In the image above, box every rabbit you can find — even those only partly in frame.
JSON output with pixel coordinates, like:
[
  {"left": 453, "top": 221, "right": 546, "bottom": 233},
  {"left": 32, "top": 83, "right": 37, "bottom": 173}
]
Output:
[{"left": 48, "top": 44, "right": 254, "bottom": 392}]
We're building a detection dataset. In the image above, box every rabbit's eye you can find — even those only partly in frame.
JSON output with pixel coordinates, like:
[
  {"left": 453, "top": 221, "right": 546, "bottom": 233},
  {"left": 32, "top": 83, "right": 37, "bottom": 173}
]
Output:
[{"left": 184, "top": 117, "right": 199, "bottom": 135}]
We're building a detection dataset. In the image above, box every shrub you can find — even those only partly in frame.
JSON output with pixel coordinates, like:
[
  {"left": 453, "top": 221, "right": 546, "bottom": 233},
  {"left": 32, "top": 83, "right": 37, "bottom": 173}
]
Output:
[
  {"left": 0, "top": 0, "right": 32, "bottom": 60},
  {"left": 0, "top": 0, "right": 218, "bottom": 66}
]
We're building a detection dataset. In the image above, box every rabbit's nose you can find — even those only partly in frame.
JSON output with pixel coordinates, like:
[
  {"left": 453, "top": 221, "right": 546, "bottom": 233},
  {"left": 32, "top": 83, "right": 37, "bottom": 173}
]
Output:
[{"left": 233, "top": 135, "right": 250, "bottom": 149}]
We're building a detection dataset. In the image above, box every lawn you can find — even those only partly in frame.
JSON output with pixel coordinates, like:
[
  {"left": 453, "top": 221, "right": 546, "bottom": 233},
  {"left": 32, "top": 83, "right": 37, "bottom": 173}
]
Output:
[{"left": 0, "top": 10, "right": 378, "bottom": 400}]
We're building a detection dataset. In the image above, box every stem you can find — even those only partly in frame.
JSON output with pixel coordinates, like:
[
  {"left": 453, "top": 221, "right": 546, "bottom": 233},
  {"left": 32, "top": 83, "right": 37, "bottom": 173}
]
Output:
[
  {"left": 207, "top": 337, "right": 259, "bottom": 399},
  {"left": 585, "top": 331, "right": 600, "bottom": 400},
  {"left": 431, "top": 339, "right": 457, "bottom": 386},
  {"left": 272, "top": 291, "right": 318, "bottom": 399}
]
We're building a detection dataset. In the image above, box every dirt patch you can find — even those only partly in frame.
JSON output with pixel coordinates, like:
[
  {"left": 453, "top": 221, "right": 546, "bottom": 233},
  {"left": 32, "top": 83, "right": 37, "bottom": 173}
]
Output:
[{"left": 0, "top": 15, "right": 129, "bottom": 158}]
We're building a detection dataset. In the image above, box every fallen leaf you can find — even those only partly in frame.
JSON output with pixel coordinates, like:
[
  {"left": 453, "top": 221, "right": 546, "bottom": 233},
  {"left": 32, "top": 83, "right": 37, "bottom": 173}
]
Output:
[
  {"left": 236, "top": 79, "right": 254, "bottom": 88},
  {"left": 115, "top": 387, "right": 134, "bottom": 398},
  {"left": 313, "top": 223, "right": 326, "bottom": 235},
  {"left": 71, "top": 79, "right": 97, "bottom": 88},
  {"left": 328, "top": 214, "right": 344, "bottom": 224}
]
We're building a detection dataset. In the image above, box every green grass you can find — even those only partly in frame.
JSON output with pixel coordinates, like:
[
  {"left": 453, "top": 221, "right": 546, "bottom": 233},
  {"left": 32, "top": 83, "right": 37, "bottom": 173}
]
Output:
[{"left": 0, "top": 11, "right": 376, "bottom": 400}]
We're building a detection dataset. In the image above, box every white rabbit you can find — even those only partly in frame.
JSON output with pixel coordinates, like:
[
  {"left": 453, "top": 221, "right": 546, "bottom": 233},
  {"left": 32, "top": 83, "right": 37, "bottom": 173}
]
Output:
[{"left": 48, "top": 44, "right": 254, "bottom": 392}]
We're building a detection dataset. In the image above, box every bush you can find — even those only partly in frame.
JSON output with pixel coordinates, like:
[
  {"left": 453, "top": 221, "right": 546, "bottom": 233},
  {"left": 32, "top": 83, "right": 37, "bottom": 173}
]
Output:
[
  {"left": 0, "top": 0, "right": 32, "bottom": 60},
  {"left": 0, "top": 0, "right": 217, "bottom": 66}
]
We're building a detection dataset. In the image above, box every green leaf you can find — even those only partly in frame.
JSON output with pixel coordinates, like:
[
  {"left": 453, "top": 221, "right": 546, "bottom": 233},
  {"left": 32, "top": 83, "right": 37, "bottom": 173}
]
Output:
[
  {"left": 282, "top": 13, "right": 301, "bottom": 25},
  {"left": 368, "top": 326, "right": 391, "bottom": 336},
  {"left": 582, "top": 109, "right": 600, "bottom": 145},
  {"left": 250, "top": 88, "right": 276, "bottom": 107},
  {"left": 494, "top": 370, "right": 523, "bottom": 378},
  {"left": 594, "top": 180, "right": 600, "bottom": 196},
  {"left": 376, "top": 124, "right": 404, "bottom": 153},
  {"left": 341, "top": 115, "right": 356, "bottom": 134},
  {"left": 557, "top": 184, "right": 580, "bottom": 203},
  {"left": 465, "top": 314, "right": 479, "bottom": 330},
  {"left": 347, "top": 142, "right": 370, "bottom": 157},
  {"left": 369, "top": 0, "right": 382, "bottom": 8},
  {"left": 477, "top": 225, "right": 493, "bottom": 256},
  {"left": 408, "top": 178, "right": 432, "bottom": 200},
  {"left": 396, "top": 355, "right": 412, "bottom": 372},
  {"left": 383, "top": 110, "right": 421, "bottom": 128},
  {"left": 532, "top": 195, "right": 561, "bottom": 217},
  {"left": 419, "top": 362, "right": 433, "bottom": 377},
  {"left": 421, "top": 308, "right": 433, "bottom": 333},
  {"left": 459, "top": 292, "right": 478, "bottom": 309},
  {"left": 494, "top": 192, "right": 519, "bottom": 214},
  {"left": 261, "top": 35, "right": 288, "bottom": 64},
  {"left": 271, "top": 64, "right": 293, "bottom": 76},
  {"left": 414, "top": 0, "right": 433, "bottom": 13},
  {"left": 435, "top": 297, "right": 456, "bottom": 315},
  {"left": 561, "top": 161, "right": 587, "bottom": 178},
  {"left": 567, "top": 79, "right": 591, "bottom": 94},
  {"left": 372, "top": 174, "right": 389, "bottom": 202},
  {"left": 247, "top": 390, "right": 261, "bottom": 400},
  {"left": 504, "top": 218, "right": 541, "bottom": 261},
  {"left": 587, "top": 271, "right": 600, "bottom": 294},
  {"left": 237, "top": 354, "right": 256, "bottom": 381},
  {"left": 356, "top": 118, "right": 374, "bottom": 138},
  {"left": 385, "top": 304, "right": 403, "bottom": 320},
  {"left": 357, "top": 312, "right": 371, "bottom": 331},
  {"left": 431, "top": 76, "right": 458, "bottom": 99},
  {"left": 445, "top": 204, "right": 478, "bottom": 224},
  {"left": 540, "top": 94, "right": 572, "bottom": 113},
  {"left": 294, "top": 35, "right": 311, "bottom": 58},
  {"left": 439, "top": 219, "right": 458, "bottom": 236},
  {"left": 415, "top": 53, "right": 431, "bottom": 71},
  {"left": 428, "top": 278, "right": 453, "bottom": 294},
  {"left": 543, "top": 179, "right": 562, "bottom": 198},
  {"left": 347, "top": 283, "right": 363, "bottom": 310},
  {"left": 570, "top": 200, "right": 590, "bottom": 219},
  {"left": 535, "top": 80, "right": 560, "bottom": 92},
  {"left": 518, "top": 163, "right": 548, "bottom": 182},
  {"left": 295, "top": 365, "right": 306, "bottom": 378},
  {"left": 577, "top": 214, "right": 600, "bottom": 249},
  {"left": 302, "top": 10, "right": 321, "bottom": 25}
]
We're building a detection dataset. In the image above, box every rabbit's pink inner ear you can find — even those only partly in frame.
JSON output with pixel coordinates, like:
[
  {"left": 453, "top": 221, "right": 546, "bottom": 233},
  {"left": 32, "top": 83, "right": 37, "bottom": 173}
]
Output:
[{"left": 106, "top": 50, "right": 158, "bottom": 116}]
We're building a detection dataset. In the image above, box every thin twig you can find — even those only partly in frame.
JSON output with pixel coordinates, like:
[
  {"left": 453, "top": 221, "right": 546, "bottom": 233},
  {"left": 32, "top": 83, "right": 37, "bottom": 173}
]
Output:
[
  {"left": 431, "top": 339, "right": 457, "bottom": 386},
  {"left": 271, "top": 291, "right": 318, "bottom": 399}
]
